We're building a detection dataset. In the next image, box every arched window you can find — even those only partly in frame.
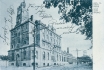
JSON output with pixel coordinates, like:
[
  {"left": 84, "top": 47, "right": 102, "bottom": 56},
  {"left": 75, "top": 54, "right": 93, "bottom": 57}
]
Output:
[
  {"left": 24, "top": 40, "right": 26, "bottom": 44},
  {"left": 48, "top": 52, "right": 49, "bottom": 60},
  {"left": 43, "top": 52, "right": 45, "bottom": 60}
]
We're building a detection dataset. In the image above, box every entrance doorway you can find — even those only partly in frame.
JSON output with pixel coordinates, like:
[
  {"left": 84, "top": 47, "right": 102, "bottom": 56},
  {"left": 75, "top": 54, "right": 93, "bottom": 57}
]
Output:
[{"left": 16, "top": 54, "right": 20, "bottom": 67}]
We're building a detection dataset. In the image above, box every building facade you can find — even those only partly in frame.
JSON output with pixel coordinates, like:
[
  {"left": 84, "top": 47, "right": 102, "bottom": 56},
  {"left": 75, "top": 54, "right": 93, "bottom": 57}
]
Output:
[{"left": 8, "top": 1, "right": 74, "bottom": 67}]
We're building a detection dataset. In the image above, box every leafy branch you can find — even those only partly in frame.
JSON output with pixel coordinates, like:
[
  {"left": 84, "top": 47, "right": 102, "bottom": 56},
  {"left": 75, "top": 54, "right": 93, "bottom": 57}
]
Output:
[{"left": 43, "top": 0, "right": 92, "bottom": 40}]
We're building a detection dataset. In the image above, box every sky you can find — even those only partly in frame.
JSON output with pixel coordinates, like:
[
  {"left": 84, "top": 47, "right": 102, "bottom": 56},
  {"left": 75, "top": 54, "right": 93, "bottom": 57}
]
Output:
[{"left": 0, "top": 0, "right": 92, "bottom": 57}]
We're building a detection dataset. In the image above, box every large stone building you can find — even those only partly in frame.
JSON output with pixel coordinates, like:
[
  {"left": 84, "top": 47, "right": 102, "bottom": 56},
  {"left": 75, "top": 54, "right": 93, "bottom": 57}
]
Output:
[{"left": 8, "top": 1, "right": 74, "bottom": 67}]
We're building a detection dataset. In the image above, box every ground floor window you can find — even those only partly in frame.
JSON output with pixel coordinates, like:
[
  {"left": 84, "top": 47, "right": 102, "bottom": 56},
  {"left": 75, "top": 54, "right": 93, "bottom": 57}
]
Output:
[
  {"left": 36, "top": 63, "right": 38, "bottom": 67},
  {"left": 47, "top": 63, "right": 49, "bottom": 66},
  {"left": 43, "top": 63, "right": 45, "bottom": 66},
  {"left": 54, "top": 63, "right": 56, "bottom": 65},
  {"left": 11, "top": 63, "right": 14, "bottom": 66},
  {"left": 23, "top": 63, "right": 26, "bottom": 66}
]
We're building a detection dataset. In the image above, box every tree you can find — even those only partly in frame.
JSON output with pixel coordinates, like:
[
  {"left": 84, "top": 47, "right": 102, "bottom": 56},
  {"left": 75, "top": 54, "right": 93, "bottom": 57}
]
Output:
[
  {"left": 0, "top": 55, "right": 9, "bottom": 60},
  {"left": 77, "top": 55, "right": 93, "bottom": 66},
  {"left": 43, "top": 0, "right": 92, "bottom": 40}
]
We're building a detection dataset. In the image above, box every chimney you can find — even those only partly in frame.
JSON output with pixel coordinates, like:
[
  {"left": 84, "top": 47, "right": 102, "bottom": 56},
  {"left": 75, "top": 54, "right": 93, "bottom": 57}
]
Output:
[{"left": 67, "top": 47, "right": 69, "bottom": 53}]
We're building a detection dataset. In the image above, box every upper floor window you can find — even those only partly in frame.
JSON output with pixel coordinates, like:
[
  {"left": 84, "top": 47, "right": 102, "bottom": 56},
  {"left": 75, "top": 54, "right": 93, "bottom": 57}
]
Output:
[
  {"left": 11, "top": 45, "right": 14, "bottom": 49},
  {"left": 36, "top": 51, "right": 38, "bottom": 59},
  {"left": 64, "top": 57, "right": 65, "bottom": 62},
  {"left": 17, "top": 44, "right": 19, "bottom": 48},
  {"left": 51, "top": 38, "right": 52, "bottom": 42},
  {"left": 11, "top": 32, "right": 14, "bottom": 36},
  {"left": 54, "top": 39, "right": 55, "bottom": 44},
  {"left": 18, "top": 32, "right": 20, "bottom": 36},
  {"left": 43, "top": 52, "right": 45, "bottom": 60},
  {"left": 48, "top": 52, "right": 49, "bottom": 60},
  {"left": 26, "top": 24, "right": 28, "bottom": 29},
  {"left": 50, "top": 32, "right": 52, "bottom": 36},
  {"left": 24, "top": 40, "right": 26, "bottom": 44},
  {"left": 71, "top": 1, "right": 74, "bottom": 5},
  {"left": 60, "top": 55, "right": 61, "bottom": 61},
  {"left": 12, "top": 52, "right": 14, "bottom": 61},
  {"left": 62, "top": 56, "right": 63, "bottom": 62},
  {"left": 23, "top": 50, "right": 26, "bottom": 59},
  {"left": 57, "top": 54, "right": 58, "bottom": 61},
  {"left": 43, "top": 33, "right": 45, "bottom": 39},
  {"left": 18, "top": 37, "right": 20, "bottom": 43},
  {"left": 47, "top": 35, "right": 49, "bottom": 41},
  {"left": 15, "top": 33, "right": 17, "bottom": 37}
]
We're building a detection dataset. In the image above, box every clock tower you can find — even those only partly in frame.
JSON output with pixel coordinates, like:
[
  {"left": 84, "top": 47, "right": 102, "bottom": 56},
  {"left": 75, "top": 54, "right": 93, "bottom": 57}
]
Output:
[{"left": 16, "top": 0, "right": 29, "bottom": 26}]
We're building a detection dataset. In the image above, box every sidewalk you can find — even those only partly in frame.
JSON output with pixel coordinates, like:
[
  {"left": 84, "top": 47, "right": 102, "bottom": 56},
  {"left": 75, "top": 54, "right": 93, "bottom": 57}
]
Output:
[{"left": 0, "top": 65, "right": 65, "bottom": 70}]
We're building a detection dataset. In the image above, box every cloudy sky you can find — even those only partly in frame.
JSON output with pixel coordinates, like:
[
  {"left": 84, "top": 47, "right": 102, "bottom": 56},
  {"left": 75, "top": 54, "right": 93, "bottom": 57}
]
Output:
[{"left": 0, "top": 0, "right": 92, "bottom": 57}]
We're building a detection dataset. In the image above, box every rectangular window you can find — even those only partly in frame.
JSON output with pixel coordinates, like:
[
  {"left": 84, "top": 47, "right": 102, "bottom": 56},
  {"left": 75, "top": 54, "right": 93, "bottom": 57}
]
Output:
[
  {"left": 60, "top": 55, "right": 61, "bottom": 61},
  {"left": 18, "top": 37, "right": 20, "bottom": 43},
  {"left": 17, "top": 44, "right": 19, "bottom": 48},
  {"left": 11, "top": 44, "right": 14, "bottom": 49},
  {"left": 43, "top": 52, "right": 45, "bottom": 60},
  {"left": 36, "top": 51, "right": 38, "bottom": 59},
  {"left": 71, "top": 1, "right": 74, "bottom": 5},
  {"left": 50, "top": 32, "right": 52, "bottom": 36},
  {"left": 12, "top": 53, "right": 14, "bottom": 61},
  {"left": 48, "top": 53, "right": 49, "bottom": 60}
]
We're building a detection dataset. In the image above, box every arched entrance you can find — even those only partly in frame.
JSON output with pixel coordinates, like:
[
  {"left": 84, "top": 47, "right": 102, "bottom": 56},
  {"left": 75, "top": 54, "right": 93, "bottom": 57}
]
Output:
[{"left": 16, "top": 54, "right": 20, "bottom": 67}]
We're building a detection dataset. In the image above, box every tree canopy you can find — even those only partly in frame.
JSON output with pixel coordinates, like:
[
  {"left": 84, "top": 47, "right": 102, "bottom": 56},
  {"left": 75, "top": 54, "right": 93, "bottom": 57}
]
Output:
[
  {"left": 0, "top": 55, "right": 8, "bottom": 60},
  {"left": 43, "top": 0, "right": 92, "bottom": 40}
]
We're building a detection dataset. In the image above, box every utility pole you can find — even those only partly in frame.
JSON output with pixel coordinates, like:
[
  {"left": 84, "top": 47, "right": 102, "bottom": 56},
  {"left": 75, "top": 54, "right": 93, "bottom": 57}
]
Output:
[
  {"left": 29, "top": 15, "right": 36, "bottom": 70},
  {"left": 29, "top": 15, "right": 49, "bottom": 70},
  {"left": 75, "top": 49, "right": 81, "bottom": 65}
]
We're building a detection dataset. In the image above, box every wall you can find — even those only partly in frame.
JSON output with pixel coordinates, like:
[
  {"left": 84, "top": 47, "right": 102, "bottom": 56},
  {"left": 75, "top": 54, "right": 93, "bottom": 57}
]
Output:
[{"left": 0, "top": 60, "right": 8, "bottom": 67}]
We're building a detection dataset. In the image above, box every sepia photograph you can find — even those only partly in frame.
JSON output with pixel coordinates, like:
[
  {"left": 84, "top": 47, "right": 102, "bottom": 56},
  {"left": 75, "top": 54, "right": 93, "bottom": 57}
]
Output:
[{"left": 0, "top": 0, "right": 92, "bottom": 70}]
